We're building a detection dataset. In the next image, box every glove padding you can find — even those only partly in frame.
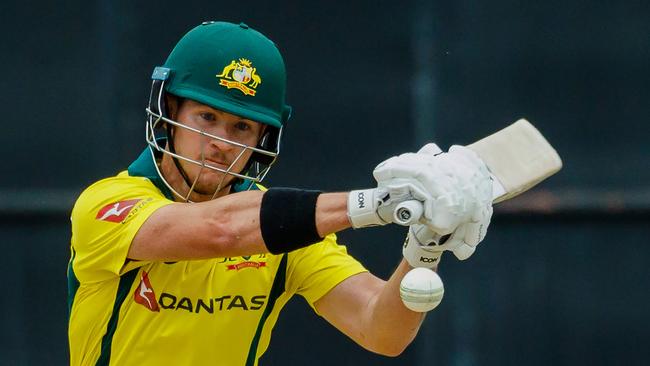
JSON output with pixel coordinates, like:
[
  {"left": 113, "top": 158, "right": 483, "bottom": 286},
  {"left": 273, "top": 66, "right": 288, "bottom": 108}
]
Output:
[
  {"left": 402, "top": 224, "right": 444, "bottom": 268},
  {"left": 374, "top": 143, "right": 493, "bottom": 234},
  {"left": 403, "top": 203, "right": 493, "bottom": 265},
  {"left": 348, "top": 143, "right": 445, "bottom": 228},
  {"left": 347, "top": 179, "right": 432, "bottom": 228},
  {"left": 445, "top": 204, "right": 492, "bottom": 259}
]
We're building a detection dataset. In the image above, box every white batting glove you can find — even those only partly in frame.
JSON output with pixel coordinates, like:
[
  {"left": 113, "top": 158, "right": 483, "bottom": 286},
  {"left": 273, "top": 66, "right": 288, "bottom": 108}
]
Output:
[
  {"left": 348, "top": 145, "right": 448, "bottom": 228},
  {"left": 402, "top": 224, "right": 444, "bottom": 268},
  {"left": 373, "top": 143, "right": 493, "bottom": 233},
  {"left": 347, "top": 178, "right": 432, "bottom": 228},
  {"left": 404, "top": 203, "right": 493, "bottom": 264},
  {"left": 445, "top": 204, "right": 493, "bottom": 260}
]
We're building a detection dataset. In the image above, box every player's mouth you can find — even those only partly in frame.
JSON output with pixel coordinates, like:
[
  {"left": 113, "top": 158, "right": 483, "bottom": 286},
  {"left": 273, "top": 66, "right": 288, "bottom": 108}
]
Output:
[{"left": 204, "top": 159, "right": 230, "bottom": 170}]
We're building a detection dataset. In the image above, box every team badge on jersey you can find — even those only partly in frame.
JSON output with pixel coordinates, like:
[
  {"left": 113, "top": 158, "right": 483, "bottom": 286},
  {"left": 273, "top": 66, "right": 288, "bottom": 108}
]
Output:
[
  {"left": 226, "top": 260, "right": 267, "bottom": 271},
  {"left": 95, "top": 199, "right": 142, "bottom": 223},
  {"left": 134, "top": 271, "right": 160, "bottom": 312},
  {"left": 219, "top": 255, "right": 268, "bottom": 271},
  {"left": 216, "top": 58, "right": 262, "bottom": 96}
]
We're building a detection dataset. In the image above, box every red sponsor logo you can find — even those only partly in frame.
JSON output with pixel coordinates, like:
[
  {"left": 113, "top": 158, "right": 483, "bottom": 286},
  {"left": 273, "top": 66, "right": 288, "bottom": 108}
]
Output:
[
  {"left": 95, "top": 199, "right": 142, "bottom": 223},
  {"left": 134, "top": 271, "right": 160, "bottom": 312},
  {"left": 227, "top": 261, "right": 267, "bottom": 271}
]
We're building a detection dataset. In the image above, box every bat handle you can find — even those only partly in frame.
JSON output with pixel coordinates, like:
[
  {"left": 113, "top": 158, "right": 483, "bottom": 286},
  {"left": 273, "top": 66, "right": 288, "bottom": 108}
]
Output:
[{"left": 393, "top": 200, "right": 423, "bottom": 226}]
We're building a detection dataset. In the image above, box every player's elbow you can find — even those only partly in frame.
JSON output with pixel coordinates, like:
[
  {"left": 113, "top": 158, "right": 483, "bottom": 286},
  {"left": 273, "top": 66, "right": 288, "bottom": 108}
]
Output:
[
  {"left": 370, "top": 341, "right": 410, "bottom": 357},
  {"left": 366, "top": 335, "right": 414, "bottom": 357},
  {"left": 377, "top": 348, "right": 406, "bottom": 358}
]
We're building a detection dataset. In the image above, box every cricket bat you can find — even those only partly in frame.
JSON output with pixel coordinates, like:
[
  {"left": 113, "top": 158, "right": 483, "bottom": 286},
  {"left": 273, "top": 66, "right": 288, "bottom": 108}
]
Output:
[
  {"left": 397, "top": 119, "right": 562, "bottom": 312},
  {"left": 393, "top": 119, "right": 563, "bottom": 226}
]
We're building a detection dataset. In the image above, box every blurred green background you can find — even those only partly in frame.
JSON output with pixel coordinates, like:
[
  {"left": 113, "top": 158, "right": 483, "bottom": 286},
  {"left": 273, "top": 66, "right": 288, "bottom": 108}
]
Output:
[{"left": 1, "top": 0, "right": 648, "bottom": 365}]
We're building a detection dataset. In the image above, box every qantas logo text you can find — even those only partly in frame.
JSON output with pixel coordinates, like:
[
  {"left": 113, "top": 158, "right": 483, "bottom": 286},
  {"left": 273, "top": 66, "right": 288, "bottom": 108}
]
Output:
[
  {"left": 157, "top": 293, "right": 267, "bottom": 314},
  {"left": 132, "top": 273, "right": 267, "bottom": 314}
]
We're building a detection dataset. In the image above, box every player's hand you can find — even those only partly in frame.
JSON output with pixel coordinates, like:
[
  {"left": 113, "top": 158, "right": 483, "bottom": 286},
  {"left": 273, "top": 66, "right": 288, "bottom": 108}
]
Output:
[
  {"left": 373, "top": 143, "right": 493, "bottom": 233},
  {"left": 347, "top": 143, "right": 452, "bottom": 228},
  {"left": 347, "top": 178, "right": 433, "bottom": 228},
  {"left": 402, "top": 224, "right": 444, "bottom": 268},
  {"left": 404, "top": 203, "right": 493, "bottom": 265},
  {"left": 446, "top": 204, "right": 493, "bottom": 259}
]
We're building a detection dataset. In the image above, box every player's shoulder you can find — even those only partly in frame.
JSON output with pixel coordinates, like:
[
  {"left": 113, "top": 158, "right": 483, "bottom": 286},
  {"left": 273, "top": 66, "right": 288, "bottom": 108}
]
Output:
[
  {"left": 77, "top": 171, "right": 164, "bottom": 200},
  {"left": 72, "top": 171, "right": 169, "bottom": 220},
  {"left": 85, "top": 170, "right": 152, "bottom": 189}
]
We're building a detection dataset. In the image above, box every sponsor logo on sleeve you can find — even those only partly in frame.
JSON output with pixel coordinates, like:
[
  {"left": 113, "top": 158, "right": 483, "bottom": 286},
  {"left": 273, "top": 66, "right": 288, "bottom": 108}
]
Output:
[
  {"left": 96, "top": 199, "right": 142, "bottom": 223},
  {"left": 95, "top": 198, "right": 153, "bottom": 224}
]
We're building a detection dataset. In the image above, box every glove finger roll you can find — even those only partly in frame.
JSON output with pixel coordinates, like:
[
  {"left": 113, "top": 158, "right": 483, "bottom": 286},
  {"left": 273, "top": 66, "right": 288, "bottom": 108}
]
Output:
[
  {"left": 417, "top": 143, "right": 443, "bottom": 155},
  {"left": 452, "top": 243, "right": 476, "bottom": 260}
]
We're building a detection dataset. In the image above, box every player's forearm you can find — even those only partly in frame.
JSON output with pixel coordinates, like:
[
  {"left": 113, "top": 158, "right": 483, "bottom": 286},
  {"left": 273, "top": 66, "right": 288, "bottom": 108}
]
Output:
[
  {"left": 204, "top": 191, "right": 351, "bottom": 257},
  {"left": 315, "top": 192, "right": 352, "bottom": 236},
  {"left": 363, "top": 260, "right": 426, "bottom": 356},
  {"left": 130, "top": 190, "right": 266, "bottom": 260},
  {"left": 130, "top": 190, "right": 352, "bottom": 261}
]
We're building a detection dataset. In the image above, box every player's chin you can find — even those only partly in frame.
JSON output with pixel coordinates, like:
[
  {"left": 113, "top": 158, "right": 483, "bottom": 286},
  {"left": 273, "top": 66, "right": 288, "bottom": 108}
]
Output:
[{"left": 193, "top": 174, "right": 236, "bottom": 194}]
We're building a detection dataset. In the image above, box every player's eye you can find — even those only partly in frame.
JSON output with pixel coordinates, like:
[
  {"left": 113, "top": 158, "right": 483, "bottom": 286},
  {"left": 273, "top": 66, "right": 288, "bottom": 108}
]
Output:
[
  {"left": 200, "top": 112, "right": 216, "bottom": 122},
  {"left": 235, "top": 121, "right": 251, "bottom": 132}
]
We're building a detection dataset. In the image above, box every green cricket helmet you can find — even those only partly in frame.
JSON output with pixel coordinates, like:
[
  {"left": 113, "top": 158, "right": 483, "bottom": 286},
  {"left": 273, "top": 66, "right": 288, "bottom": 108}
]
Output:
[{"left": 146, "top": 21, "right": 292, "bottom": 201}]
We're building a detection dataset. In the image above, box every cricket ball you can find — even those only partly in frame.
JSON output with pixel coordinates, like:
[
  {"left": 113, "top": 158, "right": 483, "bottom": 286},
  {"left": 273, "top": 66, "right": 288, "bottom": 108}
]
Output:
[{"left": 399, "top": 267, "right": 444, "bottom": 312}]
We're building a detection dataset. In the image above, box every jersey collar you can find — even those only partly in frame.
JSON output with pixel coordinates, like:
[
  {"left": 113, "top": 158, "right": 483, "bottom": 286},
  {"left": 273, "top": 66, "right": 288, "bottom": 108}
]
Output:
[{"left": 128, "top": 144, "right": 175, "bottom": 200}]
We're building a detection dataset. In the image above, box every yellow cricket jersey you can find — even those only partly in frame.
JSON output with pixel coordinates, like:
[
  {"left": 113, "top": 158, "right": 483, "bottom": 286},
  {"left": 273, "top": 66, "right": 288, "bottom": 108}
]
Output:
[{"left": 68, "top": 148, "right": 367, "bottom": 366}]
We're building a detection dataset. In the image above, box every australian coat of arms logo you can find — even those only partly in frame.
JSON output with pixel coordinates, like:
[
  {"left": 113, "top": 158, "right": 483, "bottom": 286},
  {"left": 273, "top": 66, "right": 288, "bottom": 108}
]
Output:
[{"left": 216, "top": 58, "right": 261, "bottom": 96}]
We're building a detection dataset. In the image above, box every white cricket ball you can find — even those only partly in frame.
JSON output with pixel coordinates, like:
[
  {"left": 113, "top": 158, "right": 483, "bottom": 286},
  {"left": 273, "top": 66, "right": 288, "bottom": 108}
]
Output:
[{"left": 399, "top": 268, "right": 444, "bottom": 312}]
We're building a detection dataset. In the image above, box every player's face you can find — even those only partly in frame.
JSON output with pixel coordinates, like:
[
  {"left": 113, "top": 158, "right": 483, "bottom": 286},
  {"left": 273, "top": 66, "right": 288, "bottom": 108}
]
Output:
[{"left": 167, "top": 99, "right": 265, "bottom": 199}]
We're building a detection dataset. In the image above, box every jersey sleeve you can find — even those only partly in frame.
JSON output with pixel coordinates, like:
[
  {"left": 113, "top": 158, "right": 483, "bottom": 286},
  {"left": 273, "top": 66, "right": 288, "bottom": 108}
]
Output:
[
  {"left": 286, "top": 234, "right": 368, "bottom": 313},
  {"left": 70, "top": 173, "right": 173, "bottom": 283}
]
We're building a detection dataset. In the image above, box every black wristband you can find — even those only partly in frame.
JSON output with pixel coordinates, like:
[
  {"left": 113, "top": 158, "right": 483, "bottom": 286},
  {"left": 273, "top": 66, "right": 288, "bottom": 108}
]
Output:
[{"left": 260, "top": 188, "right": 323, "bottom": 254}]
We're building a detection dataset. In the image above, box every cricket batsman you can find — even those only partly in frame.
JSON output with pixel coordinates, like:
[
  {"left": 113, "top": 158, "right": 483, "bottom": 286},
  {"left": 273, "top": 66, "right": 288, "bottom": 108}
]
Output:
[{"left": 67, "top": 21, "right": 494, "bottom": 365}]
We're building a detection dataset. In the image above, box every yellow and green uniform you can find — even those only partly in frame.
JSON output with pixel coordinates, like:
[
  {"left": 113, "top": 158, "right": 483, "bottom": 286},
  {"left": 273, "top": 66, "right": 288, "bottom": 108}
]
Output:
[{"left": 67, "top": 148, "right": 367, "bottom": 366}]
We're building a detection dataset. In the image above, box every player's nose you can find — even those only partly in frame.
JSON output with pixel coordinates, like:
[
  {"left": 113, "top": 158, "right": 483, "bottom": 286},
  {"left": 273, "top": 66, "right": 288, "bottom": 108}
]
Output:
[
  {"left": 202, "top": 123, "right": 232, "bottom": 150},
  {"left": 208, "top": 135, "right": 236, "bottom": 154}
]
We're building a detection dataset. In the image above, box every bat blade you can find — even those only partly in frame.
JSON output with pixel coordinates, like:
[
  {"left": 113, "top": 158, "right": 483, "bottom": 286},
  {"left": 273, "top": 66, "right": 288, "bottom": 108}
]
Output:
[
  {"left": 467, "top": 119, "right": 563, "bottom": 203},
  {"left": 392, "top": 119, "right": 563, "bottom": 226}
]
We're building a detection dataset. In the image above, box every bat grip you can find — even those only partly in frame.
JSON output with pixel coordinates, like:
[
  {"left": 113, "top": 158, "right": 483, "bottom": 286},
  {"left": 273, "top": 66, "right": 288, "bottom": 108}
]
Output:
[{"left": 393, "top": 200, "right": 423, "bottom": 226}]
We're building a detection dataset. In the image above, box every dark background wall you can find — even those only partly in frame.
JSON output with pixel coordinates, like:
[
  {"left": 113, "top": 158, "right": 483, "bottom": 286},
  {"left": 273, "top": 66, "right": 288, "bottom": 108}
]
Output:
[{"left": 1, "top": 0, "right": 649, "bottom": 365}]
